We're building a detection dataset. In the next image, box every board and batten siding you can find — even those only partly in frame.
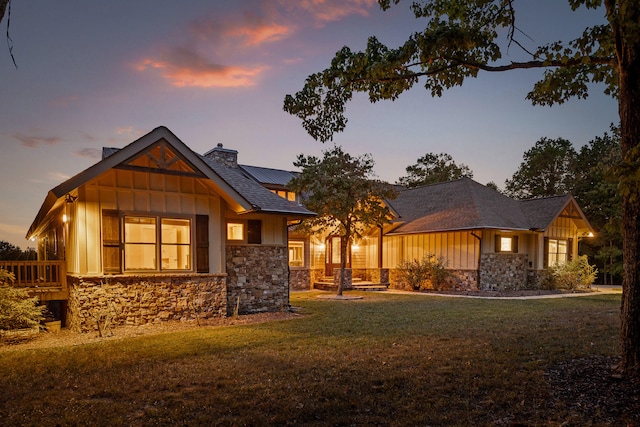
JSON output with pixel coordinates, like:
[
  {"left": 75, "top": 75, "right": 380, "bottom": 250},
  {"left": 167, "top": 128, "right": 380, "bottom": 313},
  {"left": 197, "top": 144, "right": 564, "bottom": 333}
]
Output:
[
  {"left": 382, "top": 231, "right": 480, "bottom": 270},
  {"left": 68, "top": 169, "right": 224, "bottom": 276}
]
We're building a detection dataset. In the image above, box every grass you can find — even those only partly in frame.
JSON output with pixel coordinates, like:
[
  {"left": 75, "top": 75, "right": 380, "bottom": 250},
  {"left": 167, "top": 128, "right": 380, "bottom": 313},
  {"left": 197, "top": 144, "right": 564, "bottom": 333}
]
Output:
[{"left": 0, "top": 291, "right": 624, "bottom": 426}]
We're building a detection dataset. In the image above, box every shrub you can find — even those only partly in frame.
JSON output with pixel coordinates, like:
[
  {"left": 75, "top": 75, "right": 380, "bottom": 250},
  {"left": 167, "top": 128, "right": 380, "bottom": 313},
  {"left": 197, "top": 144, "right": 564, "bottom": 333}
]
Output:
[
  {"left": 550, "top": 255, "right": 598, "bottom": 291},
  {"left": 0, "top": 268, "right": 45, "bottom": 331},
  {"left": 394, "top": 255, "right": 451, "bottom": 291}
]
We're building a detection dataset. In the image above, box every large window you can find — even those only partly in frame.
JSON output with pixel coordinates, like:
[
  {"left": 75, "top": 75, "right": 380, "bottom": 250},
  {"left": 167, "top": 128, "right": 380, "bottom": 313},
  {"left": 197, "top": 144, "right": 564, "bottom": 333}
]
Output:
[
  {"left": 123, "top": 215, "right": 191, "bottom": 271},
  {"left": 548, "top": 238, "right": 568, "bottom": 266},
  {"left": 102, "top": 211, "right": 208, "bottom": 274}
]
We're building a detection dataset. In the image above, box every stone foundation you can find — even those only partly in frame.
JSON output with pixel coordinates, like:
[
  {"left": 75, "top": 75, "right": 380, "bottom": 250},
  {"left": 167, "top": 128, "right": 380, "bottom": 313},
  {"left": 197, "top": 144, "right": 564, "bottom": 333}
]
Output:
[
  {"left": 66, "top": 274, "right": 227, "bottom": 333},
  {"left": 226, "top": 245, "right": 289, "bottom": 314},
  {"left": 289, "top": 268, "right": 311, "bottom": 291},
  {"left": 479, "top": 253, "right": 528, "bottom": 290}
]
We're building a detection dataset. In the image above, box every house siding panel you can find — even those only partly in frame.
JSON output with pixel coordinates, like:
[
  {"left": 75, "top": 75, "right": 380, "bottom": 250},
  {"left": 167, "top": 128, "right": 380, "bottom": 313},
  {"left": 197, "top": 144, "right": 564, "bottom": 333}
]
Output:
[{"left": 383, "top": 231, "right": 478, "bottom": 270}]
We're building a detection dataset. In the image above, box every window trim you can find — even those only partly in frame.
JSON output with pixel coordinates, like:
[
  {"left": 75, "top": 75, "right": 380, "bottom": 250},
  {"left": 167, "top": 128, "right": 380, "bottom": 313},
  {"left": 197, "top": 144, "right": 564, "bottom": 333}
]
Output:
[{"left": 494, "top": 234, "right": 518, "bottom": 253}]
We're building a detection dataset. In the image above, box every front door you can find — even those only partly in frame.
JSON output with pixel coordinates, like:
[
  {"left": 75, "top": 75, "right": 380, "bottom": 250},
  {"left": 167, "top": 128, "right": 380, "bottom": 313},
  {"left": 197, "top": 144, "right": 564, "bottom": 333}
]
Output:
[{"left": 325, "top": 236, "right": 350, "bottom": 276}]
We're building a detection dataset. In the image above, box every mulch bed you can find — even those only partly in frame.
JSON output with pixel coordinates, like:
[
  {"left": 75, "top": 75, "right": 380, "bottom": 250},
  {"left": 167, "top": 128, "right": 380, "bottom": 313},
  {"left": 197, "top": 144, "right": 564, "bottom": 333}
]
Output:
[{"left": 544, "top": 355, "right": 640, "bottom": 424}]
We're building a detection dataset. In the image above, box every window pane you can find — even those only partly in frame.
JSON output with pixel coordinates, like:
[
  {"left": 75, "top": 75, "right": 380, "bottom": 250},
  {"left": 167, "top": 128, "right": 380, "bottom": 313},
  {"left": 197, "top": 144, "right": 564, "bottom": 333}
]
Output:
[
  {"left": 227, "top": 223, "right": 243, "bottom": 240},
  {"left": 125, "top": 243, "right": 156, "bottom": 270},
  {"left": 125, "top": 216, "right": 156, "bottom": 243},
  {"left": 500, "top": 237, "right": 512, "bottom": 252},
  {"left": 124, "top": 216, "right": 156, "bottom": 270},
  {"left": 161, "top": 218, "right": 191, "bottom": 270},
  {"left": 558, "top": 240, "right": 567, "bottom": 254},
  {"left": 162, "top": 218, "right": 190, "bottom": 244}
]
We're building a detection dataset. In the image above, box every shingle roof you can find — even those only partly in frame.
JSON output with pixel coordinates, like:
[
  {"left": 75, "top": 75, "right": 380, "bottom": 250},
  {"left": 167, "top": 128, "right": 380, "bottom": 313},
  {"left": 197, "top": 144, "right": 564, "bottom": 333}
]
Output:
[
  {"left": 198, "top": 157, "right": 311, "bottom": 216},
  {"left": 27, "top": 127, "right": 313, "bottom": 238},
  {"left": 238, "top": 165, "right": 298, "bottom": 187},
  {"left": 385, "top": 178, "right": 589, "bottom": 234}
]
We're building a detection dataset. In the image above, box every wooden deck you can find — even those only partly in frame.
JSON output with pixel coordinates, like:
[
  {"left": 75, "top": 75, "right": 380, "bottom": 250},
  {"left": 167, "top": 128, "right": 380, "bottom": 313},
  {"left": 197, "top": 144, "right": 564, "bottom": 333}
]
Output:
[{"left": 0, "top": 260, "right": 68, "bottom": 300}]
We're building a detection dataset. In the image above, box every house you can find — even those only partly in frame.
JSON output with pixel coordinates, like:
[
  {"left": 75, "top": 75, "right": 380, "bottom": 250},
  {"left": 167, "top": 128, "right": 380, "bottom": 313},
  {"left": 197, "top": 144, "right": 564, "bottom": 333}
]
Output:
[
  {"left": 380, "top": 178, "right": 595, "bottom": 289},
  {"left": 239, "top": 170, "right": 594, "bottom": 291},
  {"left": 20, "top": 126, "right": 314, "bottom": 332}
]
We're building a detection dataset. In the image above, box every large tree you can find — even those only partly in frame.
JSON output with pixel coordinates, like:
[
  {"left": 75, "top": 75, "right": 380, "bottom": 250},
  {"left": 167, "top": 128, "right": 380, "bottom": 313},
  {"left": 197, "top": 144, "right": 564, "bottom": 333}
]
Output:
[
  {"left": 284, "top": 0, "right": 640, "bottom": 375},
  {"left": 288, "top": 146, "right": 396, "bottom": 296},
  {"left": 504, "top": 137, "right": 577, "bottom": 199},
  {"left": 397, "top": 152, "right": 473, "bottom": 187}
]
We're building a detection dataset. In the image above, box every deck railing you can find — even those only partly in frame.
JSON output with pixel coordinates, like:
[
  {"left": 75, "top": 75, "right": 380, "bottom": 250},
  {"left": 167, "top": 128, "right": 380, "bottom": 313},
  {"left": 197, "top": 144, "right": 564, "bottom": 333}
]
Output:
[{"left": 0, "top": 260, "right": 67, "bottom": 297}]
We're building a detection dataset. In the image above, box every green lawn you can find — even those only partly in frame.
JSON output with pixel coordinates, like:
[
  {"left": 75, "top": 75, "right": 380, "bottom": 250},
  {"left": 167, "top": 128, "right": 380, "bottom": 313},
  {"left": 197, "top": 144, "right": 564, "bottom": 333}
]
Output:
[{"left": 0, "top": 291, "right": 624, "bottom": 426}]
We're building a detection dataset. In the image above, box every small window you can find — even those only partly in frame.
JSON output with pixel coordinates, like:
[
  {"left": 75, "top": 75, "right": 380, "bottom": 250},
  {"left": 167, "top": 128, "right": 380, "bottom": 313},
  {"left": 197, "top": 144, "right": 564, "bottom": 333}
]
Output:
[
  {"left": 495, "top": 234, "right": 518, "bottom": 253},
  {"left": 227, "top": 222, "right": 244, "bottom": 241},
  {"left": 288, "top": 240, "right": 305, "bottom": 267},
  {"left": 500, "top": 237, "right": 512, "bottom": 252}
]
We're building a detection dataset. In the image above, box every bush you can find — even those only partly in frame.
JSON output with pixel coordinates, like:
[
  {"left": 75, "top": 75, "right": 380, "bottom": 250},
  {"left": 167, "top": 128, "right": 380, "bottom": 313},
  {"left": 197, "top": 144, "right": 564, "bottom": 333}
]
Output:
[
  {"left": 550, "top": 255, "right": 598, "bottom": 291},
  {"left": 394, "top": 255, "right": 451, "bottom": 291},
  {"left": 0, "top": 268, "right": 45, "bottom": 331}
]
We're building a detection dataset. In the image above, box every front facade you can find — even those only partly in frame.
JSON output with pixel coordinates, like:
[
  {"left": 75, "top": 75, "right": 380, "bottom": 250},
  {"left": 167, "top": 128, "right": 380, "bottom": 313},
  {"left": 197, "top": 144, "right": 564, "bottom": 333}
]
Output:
[
  {"left": 237, "top": 171, "right": 593, "bottom": 292},
  {"left": 24, "top": 127, "right": 313, "bottom": 332}
]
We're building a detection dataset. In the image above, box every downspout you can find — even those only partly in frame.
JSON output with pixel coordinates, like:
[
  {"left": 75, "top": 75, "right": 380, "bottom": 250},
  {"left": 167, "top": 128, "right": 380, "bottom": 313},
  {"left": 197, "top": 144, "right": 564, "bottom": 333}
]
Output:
[{"left": 471, "top": 231, "right": 482, "bottom": 289}]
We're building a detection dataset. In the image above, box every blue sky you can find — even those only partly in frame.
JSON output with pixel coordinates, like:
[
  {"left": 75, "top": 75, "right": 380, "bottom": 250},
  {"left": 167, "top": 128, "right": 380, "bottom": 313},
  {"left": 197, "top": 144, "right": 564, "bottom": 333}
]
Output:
[{"left": 0, "top": 1, "right": 618, "bottom": 248}]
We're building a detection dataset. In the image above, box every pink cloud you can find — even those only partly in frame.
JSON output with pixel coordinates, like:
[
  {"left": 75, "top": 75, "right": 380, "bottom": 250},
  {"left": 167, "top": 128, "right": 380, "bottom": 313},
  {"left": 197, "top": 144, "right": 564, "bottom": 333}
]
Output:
[
  {"left": 225, "top": 22, "right": 293, "bottom": 46},
  {"left": 13, "top": 133, "right": 61, "bottom": 148},
  {"left": 288, "top": 0, "right": 376, "bottom": 24},
  {"left": 137, "top": 47, "right": 267, "bottom": 88}
]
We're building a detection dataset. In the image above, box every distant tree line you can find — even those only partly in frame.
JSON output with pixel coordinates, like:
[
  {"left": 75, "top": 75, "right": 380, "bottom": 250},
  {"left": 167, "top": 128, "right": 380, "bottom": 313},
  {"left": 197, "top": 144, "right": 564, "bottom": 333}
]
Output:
[{"left": 0, "top": 241, "right": 37, "bottom": 261}]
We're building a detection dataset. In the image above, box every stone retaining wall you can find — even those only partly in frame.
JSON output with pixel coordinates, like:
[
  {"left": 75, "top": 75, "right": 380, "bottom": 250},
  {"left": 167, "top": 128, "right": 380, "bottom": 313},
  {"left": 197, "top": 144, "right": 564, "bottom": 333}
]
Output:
[
  {"left": 226, "top": 245, "right": 289, "bottom": 314},
  {"left": 66, "top": 274, "right": 227, "bottom": 333}
]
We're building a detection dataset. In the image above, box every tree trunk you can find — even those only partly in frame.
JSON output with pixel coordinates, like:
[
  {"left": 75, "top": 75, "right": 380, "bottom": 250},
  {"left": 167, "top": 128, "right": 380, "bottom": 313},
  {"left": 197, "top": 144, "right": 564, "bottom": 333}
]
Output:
[
  {"left": 617, "top": 4, "right": 640, "bottom": 374},
  {"left": 337, "top": 235, "right": 349, "bottom": 296}
]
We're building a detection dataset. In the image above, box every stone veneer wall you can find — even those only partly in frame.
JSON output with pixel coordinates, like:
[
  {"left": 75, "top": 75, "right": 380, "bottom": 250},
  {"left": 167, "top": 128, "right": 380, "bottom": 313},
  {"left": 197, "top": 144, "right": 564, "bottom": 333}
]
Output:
[
  {"left": 479, "top": 253, "right": 528, "bottom": 290},
  {"left": 333, "top": 268, "right": 353, "bottom": 288},
  {"left": 289, "top": 269, "right": 311, "bottom": 291},
  {"left": 351, "top": 268, "right": 390, "bottom": 284},
  {"left": 66, "top": 274, "right": 227, "bottom": 333},
  {"left": 388, "top": 268, "right": 477, "bottom": 290},
  {"left": 226, "top": 245, "right": 289, "bottom": 314}
]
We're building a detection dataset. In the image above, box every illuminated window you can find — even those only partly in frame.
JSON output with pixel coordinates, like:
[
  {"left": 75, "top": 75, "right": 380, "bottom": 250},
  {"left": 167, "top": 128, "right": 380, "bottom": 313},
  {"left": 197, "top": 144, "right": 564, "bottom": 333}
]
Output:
[
  {"left": 271, "top": 189, "right": 296, "bottom": 202},
  {"left": 161, "top": 218, "right": 191, "bottom": 270},
  {"left": 102, "top": 211, "right": 205, "bottom": 274},
  {"left": 227, "top": 222, "right": 244, "bottom": 241},
  {"left": 288, "top": 240, "right": 304, "bottom": 267},
  {"left": 548, "top": 239, "right": 568, "bottom": 266},
  {"left": 124, "top": 216, "right": 157, "bottom": 270},
  {"left": 227, "top": 220, "right": 262, "bottom": 244},
  {"left": 500, "top": 237, "right": 512, "bottom": 252},
  {"left": 123, "top": 216, "right": 192, "bottom": 271},
  {"left": 495, "top": 234, "right": 518, "bottom": 253}
]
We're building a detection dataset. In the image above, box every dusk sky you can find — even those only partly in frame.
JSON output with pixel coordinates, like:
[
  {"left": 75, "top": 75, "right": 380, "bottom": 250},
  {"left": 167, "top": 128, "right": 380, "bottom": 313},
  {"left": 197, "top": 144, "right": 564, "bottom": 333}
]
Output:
[{"left": 0, "top": 1, "right": 618, "bottom": 248}]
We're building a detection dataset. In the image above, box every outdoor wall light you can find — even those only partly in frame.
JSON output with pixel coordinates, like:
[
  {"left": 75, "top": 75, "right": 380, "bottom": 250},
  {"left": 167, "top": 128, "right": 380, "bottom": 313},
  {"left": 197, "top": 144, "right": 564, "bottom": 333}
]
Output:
[{"left": 63, "top": 214, "right": 68, "bottom": 224}]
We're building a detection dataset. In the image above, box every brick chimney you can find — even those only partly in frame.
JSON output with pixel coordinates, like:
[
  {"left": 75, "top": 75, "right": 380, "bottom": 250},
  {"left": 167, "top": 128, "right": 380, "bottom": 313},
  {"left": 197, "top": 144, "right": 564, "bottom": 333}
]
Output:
[{"left": 204, "top": 143, "right": 238, "bottom": 168}]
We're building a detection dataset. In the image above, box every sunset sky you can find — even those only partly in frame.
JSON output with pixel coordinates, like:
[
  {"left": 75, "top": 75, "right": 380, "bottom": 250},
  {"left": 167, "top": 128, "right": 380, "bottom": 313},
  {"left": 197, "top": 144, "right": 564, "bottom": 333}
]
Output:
[{"left": 0, "top": 1, "right": 618, "bottom": 248}]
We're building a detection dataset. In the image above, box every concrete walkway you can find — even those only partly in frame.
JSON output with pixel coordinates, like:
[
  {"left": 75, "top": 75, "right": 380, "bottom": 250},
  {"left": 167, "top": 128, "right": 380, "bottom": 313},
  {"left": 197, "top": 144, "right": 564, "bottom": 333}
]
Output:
[{"left": 380, "top": 285, "right": 622, "bottom": 300}]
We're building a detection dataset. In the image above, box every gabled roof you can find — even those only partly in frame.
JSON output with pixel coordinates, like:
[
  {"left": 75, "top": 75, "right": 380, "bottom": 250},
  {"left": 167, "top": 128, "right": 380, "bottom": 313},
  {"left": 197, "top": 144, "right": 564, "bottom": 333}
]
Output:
[
  {"left": 385, "top": 178, "right": 593, "bottom": 235},
  {"left": 27, "top": 126, "right": 313, "bottom": 239}
]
